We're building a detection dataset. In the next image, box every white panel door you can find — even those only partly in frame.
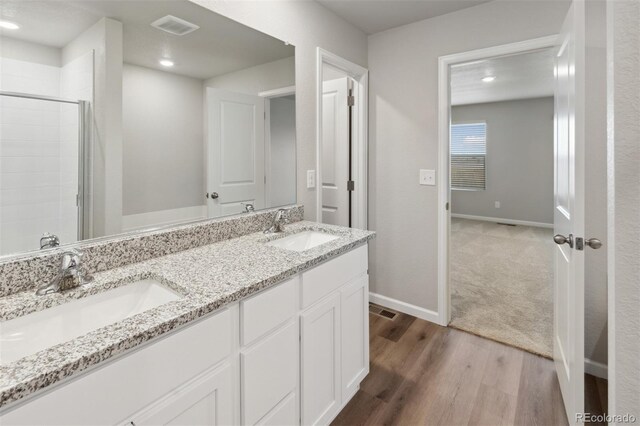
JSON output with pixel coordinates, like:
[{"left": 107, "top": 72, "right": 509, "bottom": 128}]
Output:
[
  {"left": 340, "top": 274, "right": 369, "bottom": 401},
  {"left": 207, "top": 88, "right": 265, "bottom": 218},
  {"left": 321, "top": 78, "right": 349, "bottom": 226},
  {"left": 553, "top": 1, "right": 586, "bottom": 423},
  {"left": 132, "top": 363, "right": 234, "bottom": 426},
  {"left": 300, "top": 293, "right": 341, "bottom": 425}
]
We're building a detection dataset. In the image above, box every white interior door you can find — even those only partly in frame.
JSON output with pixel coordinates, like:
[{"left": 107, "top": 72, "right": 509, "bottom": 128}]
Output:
[
  {"left": 322, "top": 78, "right": 350, "bottom": 226},
  {"left": 553, "top": 1, "right": 585, "bottom": 423},
  {"left": 206, "top": 88, "right": 265, "bottom": 218}
]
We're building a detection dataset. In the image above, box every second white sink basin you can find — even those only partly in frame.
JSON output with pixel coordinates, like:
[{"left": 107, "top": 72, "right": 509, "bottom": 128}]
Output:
[
  {"left": 266, "top": 230, "right": 339, "bottom": 252},
  {"left": 0, "top": 278, "right": 182, "bottom": 365}
]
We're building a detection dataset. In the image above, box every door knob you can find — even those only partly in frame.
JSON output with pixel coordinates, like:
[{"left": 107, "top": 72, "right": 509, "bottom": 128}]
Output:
[
  {"left": 553, "top": 234, "right": 574, "bottom": 248},
  {"left": 211, "top": 192, "right": 219, "bottom": 199},
  {"left": 585, "top": 238, "right": 602, "bottom": 249}
]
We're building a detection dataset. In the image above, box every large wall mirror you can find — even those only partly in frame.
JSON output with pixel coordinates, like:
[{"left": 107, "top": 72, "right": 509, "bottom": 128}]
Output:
[{"left": 0, "top": 0, "right": 296, "bottom": 258}]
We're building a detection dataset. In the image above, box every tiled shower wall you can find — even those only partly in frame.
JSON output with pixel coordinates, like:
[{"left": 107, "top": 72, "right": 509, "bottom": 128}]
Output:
[{"left": 0, "top": 53, "right": 93, "bottom": 256}]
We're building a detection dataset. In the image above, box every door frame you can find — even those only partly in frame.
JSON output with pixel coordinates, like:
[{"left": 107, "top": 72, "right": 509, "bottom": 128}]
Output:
[
  {"left": 436, "top": 35, "right": 559, "bottom": 326},
  {"left": 316, "top": 48, "right": 369, "bottom": 229},
  {"left": 260, "top": 85, "right": 296, "bottom": 208}
]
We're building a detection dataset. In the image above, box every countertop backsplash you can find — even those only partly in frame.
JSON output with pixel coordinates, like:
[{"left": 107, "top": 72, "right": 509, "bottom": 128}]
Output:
[{"left": 0, "top": 205, "right": 304, "bottom": 298}]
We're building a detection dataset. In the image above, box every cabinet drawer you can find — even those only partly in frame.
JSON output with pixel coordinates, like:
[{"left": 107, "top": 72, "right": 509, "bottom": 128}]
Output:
[
  {"left": 241, "top": 277, "right": 297, "bottom": 346},
  {"left": 1, "top": 308, "right": 232, "bottom": 426},
  {"left": 241, "top": 321, "right": 298, "bottom": 425},
  {"left": 301, "top": 244, "right": 368, "bottom": 308}
]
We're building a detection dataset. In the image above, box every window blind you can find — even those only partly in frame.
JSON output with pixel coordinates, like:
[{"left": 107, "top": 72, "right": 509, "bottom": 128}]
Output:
[{"left": 450, "top": 122, "right": 486, "bottom": 190}]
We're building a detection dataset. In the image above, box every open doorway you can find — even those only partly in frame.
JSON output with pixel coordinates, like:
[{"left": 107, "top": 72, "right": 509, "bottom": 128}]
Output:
[{"left": 447, "top": 48, "right": 557, "bottom": 357}]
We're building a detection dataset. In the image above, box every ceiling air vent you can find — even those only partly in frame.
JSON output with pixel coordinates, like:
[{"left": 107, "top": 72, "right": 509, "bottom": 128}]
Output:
[{"left": 151, "top": 15, "right": 199, "bottom": 36}]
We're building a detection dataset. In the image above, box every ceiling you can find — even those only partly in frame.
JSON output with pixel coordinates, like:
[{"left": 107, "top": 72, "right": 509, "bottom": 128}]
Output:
[
  {"left": 451, "top": 48, "right": 556, "bottom": 106},
  {"left": 0, "top": 0, "right": 294, "bottom": 80},
  {"left": 316, "top": 0, "right": 491, "bottom": 34}
]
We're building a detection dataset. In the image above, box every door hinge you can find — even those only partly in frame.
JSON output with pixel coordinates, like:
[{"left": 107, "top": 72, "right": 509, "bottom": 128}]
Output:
[
  {"left": 347, "top": 180, "right": 355, "bottom": 191},
  {"left": 446, "top": 202, "right": 449, "bottom": 211},
  {"left": 347, "top": 95, "right": 355, "bottom": 107}
]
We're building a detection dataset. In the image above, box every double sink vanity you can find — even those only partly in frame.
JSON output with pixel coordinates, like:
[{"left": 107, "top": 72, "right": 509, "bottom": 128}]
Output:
[{"left": 0, "top": 207, "right": 375, "bottom": 425}]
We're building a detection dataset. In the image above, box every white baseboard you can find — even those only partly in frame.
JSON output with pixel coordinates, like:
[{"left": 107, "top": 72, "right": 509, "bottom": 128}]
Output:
[
  {"left": 451, "top": 213, "right": 553, "bottom": 229},
  {"left": 122, "top": 205, "right": 207, "bottom": 232},
  {"left": 585, "top": 358, "right": 608, "bottom": 379},
  {"left": 369, "top": 292, "right": 441, "bottom": 325}
]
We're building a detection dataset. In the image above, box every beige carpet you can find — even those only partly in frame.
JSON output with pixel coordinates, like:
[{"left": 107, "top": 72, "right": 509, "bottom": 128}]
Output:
[{"left": 449, "top": 218, "right": 554, "bottom": 358}]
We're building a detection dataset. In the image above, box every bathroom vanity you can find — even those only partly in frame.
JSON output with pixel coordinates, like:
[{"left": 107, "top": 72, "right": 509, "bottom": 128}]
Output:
[{"left": 0, "top": 215, "right": 374, "bottom": 426}]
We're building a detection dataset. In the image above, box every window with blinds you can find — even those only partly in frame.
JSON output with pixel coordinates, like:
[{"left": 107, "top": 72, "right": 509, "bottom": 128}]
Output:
[{"left": 450, "top": 122, "right": 487, "bottom": 190}]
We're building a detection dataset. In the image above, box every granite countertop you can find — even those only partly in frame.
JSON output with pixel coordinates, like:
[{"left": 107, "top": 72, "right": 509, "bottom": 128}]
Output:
[{"left": 0, "top": 221, "right": 375, "bottom": 409}]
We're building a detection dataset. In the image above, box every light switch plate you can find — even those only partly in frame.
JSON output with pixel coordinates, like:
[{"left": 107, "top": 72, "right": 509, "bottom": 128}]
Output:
[
  {"left": 419, "top": 169, "right": 436, "bottom": 186},
  {"left": 307, "top": 170, "right": 316, "bottom": 189}
]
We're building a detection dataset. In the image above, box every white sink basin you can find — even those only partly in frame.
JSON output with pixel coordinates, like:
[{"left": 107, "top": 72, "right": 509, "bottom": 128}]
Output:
[
  {"left": 0, "top": 279, "right": 182, "bottom": 365},
  {"left": 266, "top": 230, "right": 339, "bottom": 252}
]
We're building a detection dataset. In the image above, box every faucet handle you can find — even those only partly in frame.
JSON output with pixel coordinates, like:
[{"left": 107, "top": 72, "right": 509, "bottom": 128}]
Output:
[{"left": 60, "top": 249, "right": 83, "bottom": 269}]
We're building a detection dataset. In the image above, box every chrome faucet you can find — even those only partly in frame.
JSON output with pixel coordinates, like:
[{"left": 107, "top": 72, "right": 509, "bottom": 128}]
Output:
[
  {"left": 264, "top": 209, "right": 288, "bottom": 234},
  {"left": 36, "top": 249, "right": 93, "bottom": 295},
  {"left": 40, "top": 233, "right": 60, "bottom": 250},
  {"left": 242, "top": 202, "right": 255, "bottom": 213}
]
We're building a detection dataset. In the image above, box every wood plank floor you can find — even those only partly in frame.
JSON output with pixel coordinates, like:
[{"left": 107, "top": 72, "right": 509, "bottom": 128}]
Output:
[{"left": 332, "top": 308, "right": 569, "bottom": 426}]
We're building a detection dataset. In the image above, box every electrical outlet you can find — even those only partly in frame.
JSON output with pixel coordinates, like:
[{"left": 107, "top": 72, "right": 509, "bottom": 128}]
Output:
[
  {"left": 419, "top": 169, "right": 436, "bottom": 186},
  {"left": 495, "top": 201, "right": 501, "bottom": 209},
  {"left": 307, "top": 170, "right": 316, "bottom": 189}
]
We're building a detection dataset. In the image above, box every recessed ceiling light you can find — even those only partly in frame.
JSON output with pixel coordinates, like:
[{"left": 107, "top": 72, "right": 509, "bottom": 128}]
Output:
[
  {"left": 0, "top": 20, "right": 20, "bottom": 30},
  {"left": 159, "top": 59, "right": 174, "bottom": 67},
  {"left": 482, "top": 76, "right": 496, "bottom": 83}
]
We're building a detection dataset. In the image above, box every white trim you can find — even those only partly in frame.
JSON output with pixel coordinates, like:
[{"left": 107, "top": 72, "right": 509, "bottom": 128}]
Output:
[
  {"left": 584, "top": 358, "right": 608, "bottom": 380},
  {"left": 316, "top": 48, "right": 369, "bottom": 230},
  {"left": 122, "top": 205, "right": 207, "bottom": 232},
  {"left": 437, "top": 35, "right": 559, "bottom": 326},
  {"left": 259, "top": 85, "right": 295, "bottom": 98},
  {"left": 369, "top": 292, "right": 440, "bottom": 325},
  {"left": 451, "top": 213, "right": 554, "bottom": 229}
]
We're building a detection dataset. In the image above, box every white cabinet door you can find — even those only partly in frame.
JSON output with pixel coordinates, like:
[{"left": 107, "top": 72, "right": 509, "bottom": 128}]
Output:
[
  {"left": 300, "top": 293, "right": 341, "bottom": 426},
  {"left": 340, "top": 274, "right": 369, "bottom": 401},
  {"left": 130, "top": 363, "right": 234, "bottom": 426},
  {"left": 241, "top": 321, "right": 298, "bottom": 425}
]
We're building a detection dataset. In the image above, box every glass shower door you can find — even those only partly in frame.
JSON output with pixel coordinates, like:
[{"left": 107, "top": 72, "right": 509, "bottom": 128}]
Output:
[{"left": 0, "top": 92, "right": 85, "bottom": 256}]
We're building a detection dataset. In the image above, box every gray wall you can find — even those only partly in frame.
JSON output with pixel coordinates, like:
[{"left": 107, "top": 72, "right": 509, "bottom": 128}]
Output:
[
  {"left": 451, "top": 97, "right": 554, "bottom": 225},
  {"left": 269, "top": 96, "right": 297, "bottom": 207},
  {"left": 368, "top": 0, "right": 570, "bottom": 313},
  {"left": 122, "top": 63, "right": 204, "bottom": 215},
  {"left": 607, "top": 0, "right": 639, "bottom": 417}
]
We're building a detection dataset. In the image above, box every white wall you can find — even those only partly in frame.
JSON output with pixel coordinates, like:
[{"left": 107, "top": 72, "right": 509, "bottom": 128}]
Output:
[
  {"left": 63, "top": 18, "right": 123, "bottom": 238},
  {"left": 0, "top": 36, "right": 61, "bottom": 67},
  {"left": 451, "top": 97, "right": 554, "bottom": 225},
  {"left": 269, "top": 96, "right": 297, "bottom": 207},
  {"left": 205, "top": 56, "right": 295, "bottom": 95},
  {"left": 607, "top": 0, "right": 639, "bottom": 419},
  {"left": 367, "top": 0, "right": 570, "bottom": 314},
  {"left": 190, "top": 0, "right": 368, "bottom": 219},
  {"left": 122, "top": 63, "right": 204, "bottom": 216}
]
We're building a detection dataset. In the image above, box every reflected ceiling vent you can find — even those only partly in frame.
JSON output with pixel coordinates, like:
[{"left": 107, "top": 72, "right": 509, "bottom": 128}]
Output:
[{"left": 151, "top": 15, "right": 199, "bottom": 36}]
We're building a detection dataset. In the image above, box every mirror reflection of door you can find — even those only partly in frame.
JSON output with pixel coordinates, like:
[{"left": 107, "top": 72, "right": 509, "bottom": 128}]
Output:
[
  {"left": 206, "top": 88, "right": 265, "bottom": 218},
  {"left": 321, "top": 69, "right": 354, "bottom": 227}
]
